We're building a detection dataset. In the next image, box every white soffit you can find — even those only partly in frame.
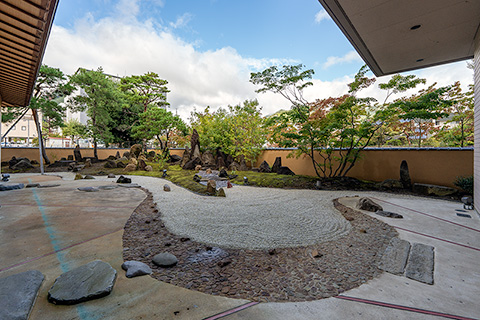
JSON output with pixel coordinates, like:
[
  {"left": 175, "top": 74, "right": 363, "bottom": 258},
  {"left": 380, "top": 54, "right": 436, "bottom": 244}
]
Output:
[{"left": 319, "top": 0, "right": 480, "bottom": 76}]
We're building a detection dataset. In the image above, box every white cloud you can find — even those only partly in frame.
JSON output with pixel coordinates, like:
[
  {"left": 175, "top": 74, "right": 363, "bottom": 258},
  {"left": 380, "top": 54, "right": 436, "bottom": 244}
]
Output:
[
  {"left": 315, "top": 9, "right": 331, "bottom": 24},
  {"left": 322, "top": 50, "right": 363, "bottom": 69},
  {"left": 169, "top": 12, "right": 193, "bottom": 29},
  {"left": 43, "top": 7, "right": 473, "bottom": 123}
]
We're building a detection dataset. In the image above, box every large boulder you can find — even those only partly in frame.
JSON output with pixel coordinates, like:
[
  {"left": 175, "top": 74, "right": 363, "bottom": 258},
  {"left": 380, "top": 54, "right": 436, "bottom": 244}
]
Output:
[
  {"left": 192, "top": 145, "right": 201, "bottom": 160},
  {"left": 8, "top": 156, "right": 18, "bottom": 169},
  {"left": 228, "top": 161, "right": 240, "bottom": 171},
  {"left": 238, "top": 155, "right": 248, "bottom": 171},
  {"left": 413, "top": 183, "right": 458, "bottom": 197},
  {"left": 202, "top": 150, "right": 216, "bottom": 168},
  {"left": 104, "top": 160, "right": 117, "bottom": 168},
  {"left": 48, "top": 260, "right": 116, "bottom": 305},
  {"left": 190, "top": 129, "right": 200, "bottom": 158},
  {"left": 138, "top": 159, "right": 147, "bottom": 171},
  {"left": 180, "top": 147, "right": 191, "bottom": 168},
  {"left": 168, "top": 154, "right": 182, "bottom": 163},
  {"left": 74, "top": 146, "right": 82, "bottom": 162},
  {"left": 258, "top": 160, "right": 271, "bottom": 173},
  {"left": 12, "top": 158, "right": 34, "bottom": 170},
  {"left": 271, "top": 157, "right": 282, "bottom": 173},
  {"left": 277, "top": 166, "right": 295, "bottom": 175},
  {"left": 129, "top": 144, "right": 143, "bottom": 158},
  {"left": 356, "top": 197, "right": 383, "bottom": 212},
  {"left": 400, "top": 160, "right": 412, "bottom": 189},
  {"left": 124, "top": 164, "right": 137, "bottom": 172},
  {"left": 183, "top": 157, "right": 202, "bottom": 170}
]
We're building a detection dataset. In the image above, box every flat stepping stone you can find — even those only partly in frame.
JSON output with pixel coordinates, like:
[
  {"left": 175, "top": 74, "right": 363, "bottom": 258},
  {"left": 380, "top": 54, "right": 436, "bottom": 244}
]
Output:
[
  {"left": 77, "top": 187, "right": 99, "bottom": 192},
  {"left": 0, "top": 183, "right": 25, "bottom": 191},
  {"left": 0, "top": 270, "right": 44, "bottom": 320},
  {"left": 375, "top": 210, "right": 403, "bottom": 218},
  {"left": 122, "top": 261, "right": 152, "bottom": 278},
  {"left": 118, "top": 183, "right": 141, "bottom": 188},
  {"left": 48, "top": 260, "right": 117, "bottom": 305},
  {"left": 378, "top": 237, "right": 411, "bottom": 275},
  {"left": 26, "top": 183, "right": 40, "bottom": 188},
  {"left": 405, "top": 243, "right": 435, "bottom": 285},
  {"left": 98, "top": 185, "right": 118, "bottom": 190},
  {"left": 152, "top": 253, "right": 178, "bottom": 267},
  {"left": 37, "top": 184, "right": 60, "bottom": 188}
]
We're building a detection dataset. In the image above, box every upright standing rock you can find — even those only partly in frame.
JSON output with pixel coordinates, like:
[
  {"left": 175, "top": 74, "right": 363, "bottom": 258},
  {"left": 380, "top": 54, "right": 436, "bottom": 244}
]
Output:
[
  {"left": 238, "top": 155, "right": 248, "bottom": 171},
  {"left": 74, "top": 145, "right": 82, "bottom": 162},
  {"left": 271, "top": 157, "right": 282, "bottom": 173},
  {"left": 190, "top": 129, "right": 200, "bottom": 157},
  {"left": 130, "top": 144, "right": 143, "bottom": 158},
  {"left": 181, "top": 147, "right": 191, "bottom": 168},
  {"left": 400, "top": 160, "right": 412, "bottom": 189}
]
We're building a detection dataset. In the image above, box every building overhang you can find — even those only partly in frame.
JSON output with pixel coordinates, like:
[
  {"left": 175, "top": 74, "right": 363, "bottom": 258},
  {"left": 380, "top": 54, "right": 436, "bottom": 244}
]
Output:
[
  {"left": 318, "top": 0, "right": 480, "bottom": 76},
  {"left": 0, "top": 0, "right": 59, "bottom": 108}
]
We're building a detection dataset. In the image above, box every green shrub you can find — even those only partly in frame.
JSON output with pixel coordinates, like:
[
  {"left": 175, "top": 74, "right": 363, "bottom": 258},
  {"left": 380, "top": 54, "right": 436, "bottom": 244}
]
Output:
[{"left": 454, "top": 176, "right": 473, "bottom": 194}]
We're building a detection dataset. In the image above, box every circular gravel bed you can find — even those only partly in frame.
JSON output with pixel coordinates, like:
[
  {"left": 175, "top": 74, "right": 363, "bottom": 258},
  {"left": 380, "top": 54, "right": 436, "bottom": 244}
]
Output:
[{"left": 123, "top": 189, "right": 398, "bottom": 302}]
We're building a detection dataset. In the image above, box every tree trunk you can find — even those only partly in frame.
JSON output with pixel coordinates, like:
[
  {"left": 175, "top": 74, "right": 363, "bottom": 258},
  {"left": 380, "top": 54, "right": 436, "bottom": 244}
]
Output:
[
  {"left": 93, "top": 137, "right": 98, "bottom": 159},
  {"left": 31, "top": 109, "right": 50, "bottom": 164}
]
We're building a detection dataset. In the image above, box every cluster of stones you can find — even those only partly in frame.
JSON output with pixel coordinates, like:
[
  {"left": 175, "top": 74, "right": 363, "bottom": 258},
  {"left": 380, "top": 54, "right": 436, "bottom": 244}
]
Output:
[
  {"left": 103, "top": 145, "right": 154, "bottom": 173},
  {"left": 355, "top": 197, "right": 435, "bottom": 285},
  {"left": 7, "top": 156, "right": 36, "bottom": 171}
]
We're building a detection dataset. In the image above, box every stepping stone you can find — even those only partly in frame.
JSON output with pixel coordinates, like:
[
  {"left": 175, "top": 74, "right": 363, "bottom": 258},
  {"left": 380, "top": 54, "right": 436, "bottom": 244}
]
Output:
[
  {"left": 152, "top": 253, "right": 178, "bottom": 267},
  {"left": 118, "top": 183, "right": 141, "bottom": 188},
  {"left": 405, "top": 243, "right": 435, "bottom": 285},
  {"left": 375, "top": 210, "right": 403, "bottom": 219},
  {"left": 0, "top": 270, "right": 44, "bottom": 320},
  {"left": 98, "top": 185, "right": 118, "bottom": 190},
  {"left": 37, "top": 184, "right": 60, "bottom": 188},
  {"left": 122, "top": 261, "right": 152, "bottom": 278},
  {"left": 456, "top": 213, "right": 472, "bottom": 218},
  {"left": 77, "top": 187, "right": 99, "bottom": 192},
  {"left": 83, "top": 175, "right": 95, "bottom": 180},
  {"left": 48, "top": 260, "right": 117, "bottom": 305},
  {"left": 0, "top": 183, "right": 25, "bottom": 191},
  {"left": 26, "top": 183, "right": 40, "bottom": 188},
  {"left": 378, "top": 237, "right": 411, "bottom": 275},
  {"left": 108, "top": 173, "right": 116, "bottom": 178}
]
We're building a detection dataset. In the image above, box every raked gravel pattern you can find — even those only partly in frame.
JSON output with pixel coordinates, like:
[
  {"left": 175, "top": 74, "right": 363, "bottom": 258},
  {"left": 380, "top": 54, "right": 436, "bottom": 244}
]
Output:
[{"left": 52, "top": 173, "right": 419, "bottom": 250}]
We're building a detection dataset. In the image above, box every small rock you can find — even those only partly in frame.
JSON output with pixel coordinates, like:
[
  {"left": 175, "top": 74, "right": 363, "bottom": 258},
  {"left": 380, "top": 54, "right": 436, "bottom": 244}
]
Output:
[
  {"left": 121, "top": 261, "right": 152, "bottom": 278},
  {"left": 83, "top": 175, "right": 95, "bottom": 180},
  {"left": 217, "top": 188, "right": 226, "bottom": 197},
  {"left": 180, "top": 237, "right": 190, "bottom": 242},
  {"left": 376, "top": 210, "right": 403, "bottom": 219},
  {"left": 116, "top": 176, "right": 131, "bottom": 184},
  {"left": 108, "top": 173, "right": 116, "bottom": 178},
  {"left": 145, "top": 165, "right": 153, "bottom": 172},
  {"left": 195, "top": 165, "right": 202, "bottom": 171},
  {"left": 74, "top": 173, "right": 83, "bottom": 180},
  {"left": 311, "top": 250, "right": 323, "bottom": 258},
  {"left": 164, "top": 184, "right": 171, "bottom": 192},
  {"left": 217, "top": 260, "right": 231, "bottom": 268},
  {"left": 152, "top": 253, "right": 178, "bottom": 267},
  {"left": 85, "top": 158, "right": 92, "bottom": 168},
  {"left": 268, "top": 249, "right": 276, "bottom": 255},
  {"left": 206, "top": 180, "right": 216, "bottom": 195},
  {"left": 124, "top": 163, "right": 137, "bottom": 172},
  {"left": 219, "top": 169, "right": 228, "bottom": 178},
  {"left": 193, "top": 174, "right": 201, "bottom": 182}
]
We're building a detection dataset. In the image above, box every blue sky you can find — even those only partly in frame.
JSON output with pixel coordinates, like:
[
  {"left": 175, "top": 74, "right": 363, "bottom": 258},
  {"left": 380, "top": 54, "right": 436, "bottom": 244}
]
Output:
[{"left": 44, "top": 0, "right": 472, "bottom": 119}]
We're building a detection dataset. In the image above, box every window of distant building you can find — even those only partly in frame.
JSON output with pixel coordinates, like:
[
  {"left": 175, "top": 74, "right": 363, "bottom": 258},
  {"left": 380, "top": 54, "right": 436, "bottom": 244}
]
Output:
[{"left": 21, "top": 126, "right": 27, "bottom": 131}]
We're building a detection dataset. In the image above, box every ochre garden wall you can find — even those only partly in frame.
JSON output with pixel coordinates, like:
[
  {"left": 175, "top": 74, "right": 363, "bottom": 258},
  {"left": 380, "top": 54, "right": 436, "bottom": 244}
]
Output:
[
  {"left": 1, "top": 147, "right": 472, "bottom": 188},
  {"left": 256, "top": 148, "right": 472, "bottom": 188}
]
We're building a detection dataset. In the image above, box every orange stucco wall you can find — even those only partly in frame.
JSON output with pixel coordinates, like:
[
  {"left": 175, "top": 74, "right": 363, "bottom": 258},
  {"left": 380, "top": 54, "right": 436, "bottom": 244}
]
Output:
[
  {"left": 1, "top": 147, "right": 472, "bottom": 188},
  {"left": 256, "top": 149, "right": 472, "bottom": 188}
]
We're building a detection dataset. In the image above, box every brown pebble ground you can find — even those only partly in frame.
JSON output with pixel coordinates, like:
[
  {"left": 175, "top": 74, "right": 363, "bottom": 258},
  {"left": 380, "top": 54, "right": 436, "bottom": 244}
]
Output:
[{"left": 123, "top": 189, "right": 398, "bottom": 302}]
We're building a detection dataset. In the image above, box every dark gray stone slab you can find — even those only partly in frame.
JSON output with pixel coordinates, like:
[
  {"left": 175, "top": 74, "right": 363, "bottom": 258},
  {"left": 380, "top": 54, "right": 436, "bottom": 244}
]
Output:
[
  {"left": 0, "top": 270, "right": 44, "bottom": 320},
  {"left": 122, "top": 261, "right": 152, "bottom": 278},
  {"left": 378, "top": 237, "right": 411, "bottom": 275},
  {"left": 0, "top": 183, "right": 24, "bottom": 191},
  {"left": 48, "top": 260, "right": 117, "bottom": 305},
  {"left": 405, "top": 243, "right": 435, "bottom": 284}
]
